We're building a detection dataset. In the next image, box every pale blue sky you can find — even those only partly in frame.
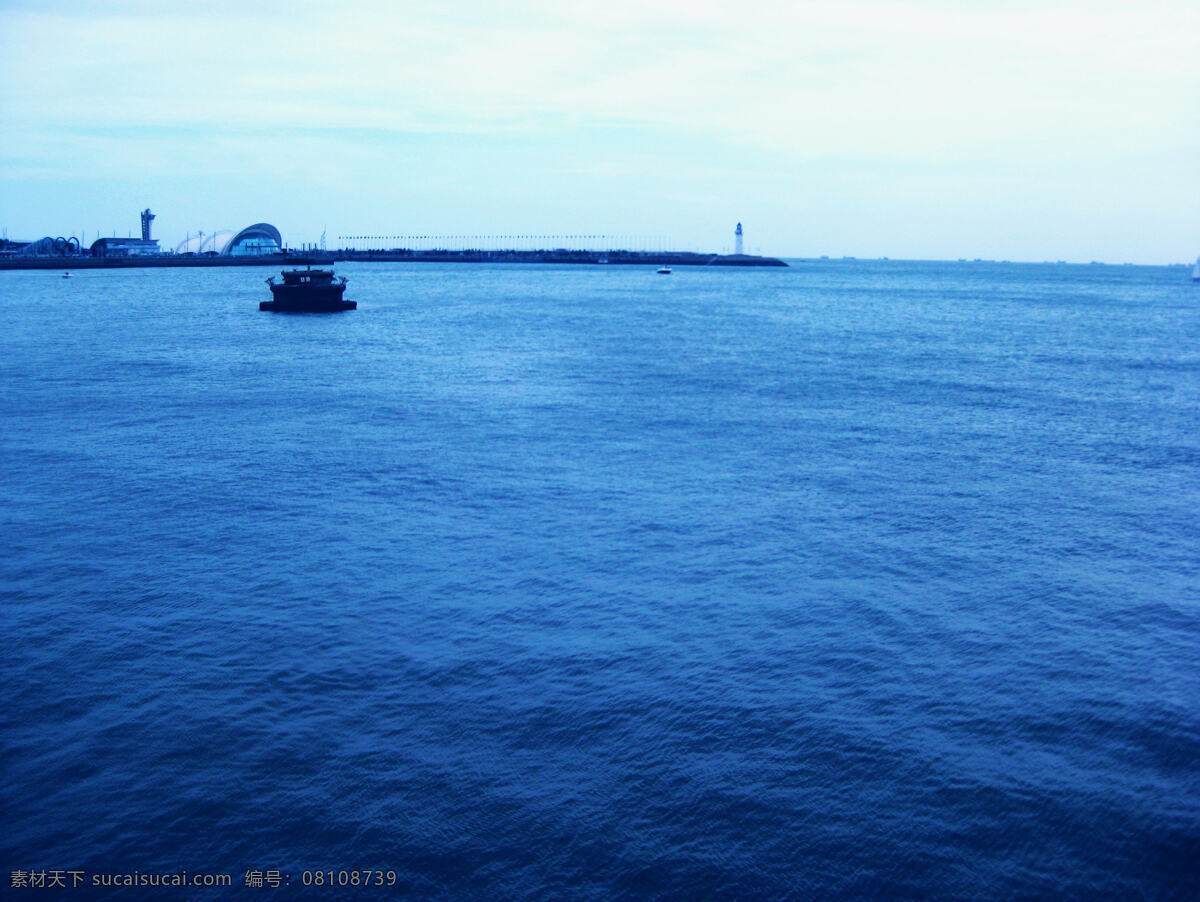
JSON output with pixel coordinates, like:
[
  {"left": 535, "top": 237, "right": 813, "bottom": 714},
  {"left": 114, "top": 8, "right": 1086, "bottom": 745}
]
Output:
[{"left": 1, "top": 0, "right": 1197, "bottom": 261}]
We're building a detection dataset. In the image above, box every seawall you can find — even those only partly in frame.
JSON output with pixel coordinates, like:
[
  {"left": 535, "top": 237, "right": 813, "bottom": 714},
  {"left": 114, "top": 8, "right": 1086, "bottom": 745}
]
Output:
[{"left": 0, "top": 250, "right": 788, "bottom": 271}]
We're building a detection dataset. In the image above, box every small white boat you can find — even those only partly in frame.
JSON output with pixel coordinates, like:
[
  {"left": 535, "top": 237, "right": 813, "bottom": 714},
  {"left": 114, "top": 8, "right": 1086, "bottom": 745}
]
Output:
[
  {"left": 62, "top": 272, "right": 72, "bottom": 279},
  {"left": 656, "top": 266, "right": 672, "bottom": 274}
]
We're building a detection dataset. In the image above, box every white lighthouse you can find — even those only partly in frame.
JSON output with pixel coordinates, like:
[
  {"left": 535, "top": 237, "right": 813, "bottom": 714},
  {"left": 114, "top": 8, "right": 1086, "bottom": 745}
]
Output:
[{"left": 735, "top": 222, "right": 744, "bottom": 255}]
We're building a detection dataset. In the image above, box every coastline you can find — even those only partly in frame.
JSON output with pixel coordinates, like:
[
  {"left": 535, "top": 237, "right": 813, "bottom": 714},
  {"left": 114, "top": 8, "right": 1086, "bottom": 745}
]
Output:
[{"left": 0, "top": 249, "right": 788, "bottom": 271}]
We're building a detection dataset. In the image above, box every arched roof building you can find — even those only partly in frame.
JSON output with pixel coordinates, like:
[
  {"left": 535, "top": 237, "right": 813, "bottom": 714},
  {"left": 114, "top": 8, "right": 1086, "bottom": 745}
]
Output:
[
  {"left": 224, "top": 223, "right": 282, "bottom": 256},
  {"left": 174, "top": 231, "right": 235, "bottom": 255},
  {"left": 173, "top": 223, "right": 283, "bottom": 256},
  {"left": 90, "top": 236, "right": 158, "bottom": 257}
]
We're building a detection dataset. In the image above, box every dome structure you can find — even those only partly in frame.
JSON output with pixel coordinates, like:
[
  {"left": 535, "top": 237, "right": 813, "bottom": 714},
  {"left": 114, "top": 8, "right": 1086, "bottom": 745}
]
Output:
[
  {"left": 172, "top": 223, "right": 282, "bottom": 256},
  {"left": 223, "top": 223, "right": 282, "bottom": 256},
  {"left": 174, "top": 231, "right": 235, "bottom": 255}
]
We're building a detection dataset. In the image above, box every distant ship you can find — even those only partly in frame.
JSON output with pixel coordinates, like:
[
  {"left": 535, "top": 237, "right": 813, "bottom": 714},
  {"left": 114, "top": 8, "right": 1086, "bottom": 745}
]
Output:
[
  {"left": 1192, "top": 256, "right": 1199, "bottom": 282},
  {"left": 261, "top": 267, "right": 355, "bottom": 312},
  {"left": 656, "top": 266, "right": 672, "bottom": 274}
]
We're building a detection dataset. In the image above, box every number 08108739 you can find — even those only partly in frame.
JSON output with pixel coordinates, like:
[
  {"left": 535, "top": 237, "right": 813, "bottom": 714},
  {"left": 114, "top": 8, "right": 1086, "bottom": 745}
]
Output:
[{"left": 300, "top": 870, "right": 398, "bottom": 887}]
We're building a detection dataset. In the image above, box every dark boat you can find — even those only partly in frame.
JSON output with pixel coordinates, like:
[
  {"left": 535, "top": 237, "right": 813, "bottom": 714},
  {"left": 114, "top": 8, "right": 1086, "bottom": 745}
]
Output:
[{"left": 260, "top": 267, "right": 355, "bottom": 312}]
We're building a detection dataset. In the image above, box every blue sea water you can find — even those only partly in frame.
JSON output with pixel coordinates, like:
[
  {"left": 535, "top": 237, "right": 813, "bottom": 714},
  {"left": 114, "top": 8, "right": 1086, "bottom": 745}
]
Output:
[{"left": 1, "top": 259, "right": 1198, "bottom": 900}]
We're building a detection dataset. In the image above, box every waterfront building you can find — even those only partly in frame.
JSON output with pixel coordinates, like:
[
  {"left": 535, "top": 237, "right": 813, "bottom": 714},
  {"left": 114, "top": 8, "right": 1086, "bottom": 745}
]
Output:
[
  {"left": 225, "top": 223, "right": 282, "bottom": 255},
  {"left": 90, "top": 237, "right": 159, "bottom": 257},
  {"left": 90, "top": 207, "right": 162, "bottom": 256},
  {"left": 173, "top": 223, "right": 282, "bottom": 256}
]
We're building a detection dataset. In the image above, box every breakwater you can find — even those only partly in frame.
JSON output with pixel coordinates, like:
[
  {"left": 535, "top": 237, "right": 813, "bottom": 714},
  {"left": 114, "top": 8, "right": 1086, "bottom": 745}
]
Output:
[
  {"left": 0, "top": 249, "right": 787, "bottom": 271},
  {"left": 341, "top": 249, "right": 788, "bottom": 266}
]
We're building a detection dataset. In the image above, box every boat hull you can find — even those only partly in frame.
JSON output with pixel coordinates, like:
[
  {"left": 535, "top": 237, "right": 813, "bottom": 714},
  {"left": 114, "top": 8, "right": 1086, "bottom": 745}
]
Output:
[
  {"left": 261, "top": 283, "right": 355, "bottom": 312},
  {"left": 260, "top": 298, "right": 357, "bottom": 312}
]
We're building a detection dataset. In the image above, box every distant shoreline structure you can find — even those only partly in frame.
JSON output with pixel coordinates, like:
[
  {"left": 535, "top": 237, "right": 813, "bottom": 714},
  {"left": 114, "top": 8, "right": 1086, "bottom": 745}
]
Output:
[{"left": 0, "top": 249, "right": 788, "bottom": 271}]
